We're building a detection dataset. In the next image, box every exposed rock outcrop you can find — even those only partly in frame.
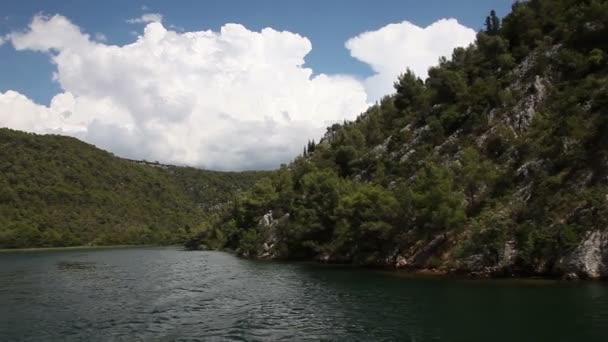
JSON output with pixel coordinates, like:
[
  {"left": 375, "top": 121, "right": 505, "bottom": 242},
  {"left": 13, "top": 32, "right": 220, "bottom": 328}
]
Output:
[
  {"left": 257, "top": 211, "right": 290, "bottom": 259},
  {"left": 394, "top": 234, "right": 448, "bottom": 269},
  {"left": 554, "top": 230, "right": 608, "bottom": 279}
]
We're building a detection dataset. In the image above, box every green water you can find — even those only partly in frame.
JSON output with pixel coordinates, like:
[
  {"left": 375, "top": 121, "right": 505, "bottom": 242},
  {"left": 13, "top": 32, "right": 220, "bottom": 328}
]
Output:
[{"left": 1, "top": 247, "right": 607, "bottom": 341}]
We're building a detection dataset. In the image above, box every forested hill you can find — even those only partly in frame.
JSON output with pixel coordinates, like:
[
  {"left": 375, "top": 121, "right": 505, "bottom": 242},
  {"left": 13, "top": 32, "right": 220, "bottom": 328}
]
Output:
[
  {"left": 0, "top": 128, "right": 269, "bottom": 248},
  {"left": 188, "top": 0, "right": 608, "bottom": 279}
]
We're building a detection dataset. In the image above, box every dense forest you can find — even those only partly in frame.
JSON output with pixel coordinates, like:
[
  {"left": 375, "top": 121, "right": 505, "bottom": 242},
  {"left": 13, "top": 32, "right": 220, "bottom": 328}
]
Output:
[
  {"left": 0, "top": 128, "right": 269, "bottom": 248},
  {"left": 186, "top": 0, "right": 608, "bottom": 278}
]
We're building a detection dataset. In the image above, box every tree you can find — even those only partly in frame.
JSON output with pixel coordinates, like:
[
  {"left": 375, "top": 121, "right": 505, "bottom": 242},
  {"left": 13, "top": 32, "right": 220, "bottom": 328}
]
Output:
[
  {"left": 491, "top": 10, "right": 501, "bottom": 33},
  {"left": 286, "top": 170, "right": 344, "bottom": 257},
  {"left": 394, "top": 69, "right": 425, "bottom": 113},
  {"left": 485, "top": 15, "right": 493, "bottom": 33},
  {"left": 426, "top": 67, "right": 467, "bottom": 105},
  {"left": 233, "top": 177, "right": 279, "bottom": 230},
  {"left": 485, "top": 10, "right": 501, "bottom": 34},
  {"left": 456, "top": 147, "right": 498, "bottom": 213},
  {"left": 307, "top": 139, "right": 316, "bottom": 153},
  {"left": 333, "top": 183, "right": 399, "bottom": 262},
  {"left": 410, "top": 162, "right": 466, "bottom": 235},
  {"left": 334, "top": 146, "right": 358, "bottom": 177}
]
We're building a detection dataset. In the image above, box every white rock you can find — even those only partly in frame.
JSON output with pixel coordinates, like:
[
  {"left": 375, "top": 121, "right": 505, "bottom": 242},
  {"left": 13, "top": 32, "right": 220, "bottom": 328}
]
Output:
[{"left": 555, "top": 230, "right": 608, "bottom": 278}]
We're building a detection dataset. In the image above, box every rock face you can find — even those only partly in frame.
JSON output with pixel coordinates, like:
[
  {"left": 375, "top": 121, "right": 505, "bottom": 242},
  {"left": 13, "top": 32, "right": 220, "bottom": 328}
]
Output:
[
  {"left": 393, "top": 234, "right": 447, "bottom": 269},
  {"left": 257, "top": 211, "right": 289, "bottom": 259},
  {"left": 499, "top": 240, "right": 519, "bottom": 271},
  {"left": 408, "top": 234, "right": 447, "bottom": 267},
  {"left": 258, "top": 211, "right": 275, "bottom": 228},
  {"left": 554, "top": 230, "right": 608, "bottom": 279}
]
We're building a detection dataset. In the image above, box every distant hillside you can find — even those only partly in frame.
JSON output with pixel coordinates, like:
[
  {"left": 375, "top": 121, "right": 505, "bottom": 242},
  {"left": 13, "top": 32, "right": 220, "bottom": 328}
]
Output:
[
  {"left": 188, "top": 0, "right": 608, "bottom": 279},
  {"left": 0, "top": 128, "right": 270, "bottom": 248}
]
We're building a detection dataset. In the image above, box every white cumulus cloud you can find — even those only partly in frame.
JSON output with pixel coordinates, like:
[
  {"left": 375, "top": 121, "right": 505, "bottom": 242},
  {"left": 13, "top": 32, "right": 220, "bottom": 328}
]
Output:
[
  {"left": 1, "top": 15, "right": 369, "bottom": 170},
  {"left": 346, "top": 18, "right": 476, "bottom": 101},
  {"left": 126, "top": 13, "right": 163, "bottom": 24},
  {"left": 0, "top": 14, "right": 478, "bottom": 170}
]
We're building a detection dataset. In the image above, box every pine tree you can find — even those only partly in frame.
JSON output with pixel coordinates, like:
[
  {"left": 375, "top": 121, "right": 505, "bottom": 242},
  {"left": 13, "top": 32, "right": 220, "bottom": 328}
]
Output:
[
  {"left": 485, "top": 15, "right": 493, "bottom": 32},
  {"left": 307, "top": 139, "right": 316, "bottom": 153},
  {"left": 491, "top": 10, "right": 501, "bottom": 33},
  {"left": 485, "top": 10, "right": 501, "bottom": 34}
]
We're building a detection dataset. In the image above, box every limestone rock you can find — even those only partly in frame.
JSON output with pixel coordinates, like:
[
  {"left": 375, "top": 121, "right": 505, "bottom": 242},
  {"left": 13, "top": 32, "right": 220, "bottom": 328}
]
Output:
[
  {"left": 499, "top": 240, "right": 518, "bottom": 268},
  {"left": 256, "top": 211, "right": 290, "bottom": 259},
  {"left": 554, "top": 230, "right": 608, "bottom": 279},
  {"left": 408, "top": 234, "right": 447, "bottom": 268}
]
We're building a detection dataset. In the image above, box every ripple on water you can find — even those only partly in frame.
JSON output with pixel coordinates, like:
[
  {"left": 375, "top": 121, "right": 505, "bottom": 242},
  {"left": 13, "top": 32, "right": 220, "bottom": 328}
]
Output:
[
  {"left": 1, "top": 248, "right": 608, "bottom": 341},
  {"left": 56, "top": 260, "right": 98, "bottom": 270}
]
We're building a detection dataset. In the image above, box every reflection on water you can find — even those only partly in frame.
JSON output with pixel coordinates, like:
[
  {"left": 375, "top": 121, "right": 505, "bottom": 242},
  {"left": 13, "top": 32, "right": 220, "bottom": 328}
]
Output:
[{"left": 1, "top": 247, "right": 608, "bottom": 341}]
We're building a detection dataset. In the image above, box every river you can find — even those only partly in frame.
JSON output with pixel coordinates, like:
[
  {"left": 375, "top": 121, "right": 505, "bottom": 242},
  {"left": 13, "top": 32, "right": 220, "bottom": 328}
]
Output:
[{"left": 1, "top": 247, "right": 607, "bottom": 341}]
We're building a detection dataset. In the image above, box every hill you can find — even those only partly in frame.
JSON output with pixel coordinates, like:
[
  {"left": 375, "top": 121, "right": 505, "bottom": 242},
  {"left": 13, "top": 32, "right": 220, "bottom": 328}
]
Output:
[
  {"left": 187, "top": 0, "right": 608, "bottom": 279},
  {"left": 0, "top": 128, "right": 269, "bottom": 248}
]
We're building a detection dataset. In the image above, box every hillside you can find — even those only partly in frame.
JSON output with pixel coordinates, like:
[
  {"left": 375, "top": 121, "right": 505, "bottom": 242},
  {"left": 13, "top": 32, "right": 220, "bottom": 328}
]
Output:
[
  {"left": 187, "top": 0, "right": 608, "bottom": 279},
  {"left": 0, "top": 128, "right": 269, "bottom": 248}
]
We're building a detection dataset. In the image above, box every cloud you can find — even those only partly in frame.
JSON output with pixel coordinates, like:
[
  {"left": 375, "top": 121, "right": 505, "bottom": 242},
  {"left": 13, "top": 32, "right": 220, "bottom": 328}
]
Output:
[
  {"left": 1, "top": 14, "right": 477, "bottom": 170},
  {"left": 126, "top": 13, "right": 163, "bottom": 24},
  {"left": 0, "top": 90, "right": 79, "bottom": 132},
  {"left": 9, "top": 15, "right": 90, "bottom": 52},
  {"left": 94, "top": 32, "right": 107, "bottom": 42},
  {"left": 1, "top": 15, "right": 369, "bottom": 170},
  {"left": 346, "top": 19, "right": 476, "bottom": 101},
  {"left": 169, "top": 24, "right": 185, "bottom": 32}
]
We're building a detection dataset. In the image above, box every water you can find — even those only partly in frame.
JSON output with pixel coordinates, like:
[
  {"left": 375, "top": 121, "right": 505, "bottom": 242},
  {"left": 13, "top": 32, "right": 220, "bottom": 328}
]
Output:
[{"left": 1, "top": 247, "right": 608, "bottom": 341}]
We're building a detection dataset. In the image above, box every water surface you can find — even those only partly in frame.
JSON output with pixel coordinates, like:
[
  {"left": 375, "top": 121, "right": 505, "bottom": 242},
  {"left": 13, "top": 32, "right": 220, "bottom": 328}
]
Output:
[{"left": 1, "top": 247, "right": 607, "bottom": 341}]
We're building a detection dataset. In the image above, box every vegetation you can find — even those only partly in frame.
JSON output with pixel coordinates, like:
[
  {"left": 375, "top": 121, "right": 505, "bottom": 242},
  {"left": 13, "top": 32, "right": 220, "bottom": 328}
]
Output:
[
  {"left": 0, "top": 128, "right": 269, "bottom": 248},
  {"left": 188, "top": 0, "right": 608, "bottom": 274}
]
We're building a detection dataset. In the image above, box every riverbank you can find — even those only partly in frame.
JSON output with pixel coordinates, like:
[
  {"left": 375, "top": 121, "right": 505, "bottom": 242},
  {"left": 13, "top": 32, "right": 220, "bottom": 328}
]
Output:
[
  {"left": 0, "top": 244, "right": 163, "bottom": 253},
  {"left": 228, "top": 250, "right": 607, "bottom": 281}
]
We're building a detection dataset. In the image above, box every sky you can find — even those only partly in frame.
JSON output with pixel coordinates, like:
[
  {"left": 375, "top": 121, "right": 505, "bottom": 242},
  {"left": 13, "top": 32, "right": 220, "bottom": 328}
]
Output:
[{"left": 0, "top": 0, "right": 513, "bottom": 170}]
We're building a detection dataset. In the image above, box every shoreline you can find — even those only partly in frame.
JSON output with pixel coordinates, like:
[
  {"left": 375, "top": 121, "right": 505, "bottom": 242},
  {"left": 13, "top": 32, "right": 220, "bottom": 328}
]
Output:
[
  {"left": 0, "top": 244, "right": 165, "bottom": 253},
  {"left": 220, "top": 251, "right": 608, "bottom": 282},
  {"left": 6, "top": 246, "right": 606, "bottom": 282}
]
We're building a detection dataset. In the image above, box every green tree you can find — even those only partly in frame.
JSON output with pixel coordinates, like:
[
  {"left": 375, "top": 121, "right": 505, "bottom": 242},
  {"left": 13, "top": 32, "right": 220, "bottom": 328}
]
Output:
[
  {"left": 410, "top": 162, "right": 466, "bottom": 236},
  {"left": 334, "top": 146, "right": 358, "bottom": 177},
  {"left": 233, "top": 177, "right": 279, "bottom": 230},
  {"left": 457, "top": 147, "right": 499, "bottom": 213},
  {"left": 288, "top": 170, "right": 344, "bottom": 256},
  {"left": 333, "top": 183, "right": 399, "bottom": 262},
  {"left": 394, "top": 69, "right": 425, "bottom": 114},
  {"left": 489, "top": 10, "right": 501, "bottom": 33}
]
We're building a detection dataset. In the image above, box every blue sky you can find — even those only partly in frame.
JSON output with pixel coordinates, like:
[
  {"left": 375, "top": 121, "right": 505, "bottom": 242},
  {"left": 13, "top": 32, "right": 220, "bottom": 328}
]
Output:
[
  {"left": 0, "top": 0, "right": 512, "bottom": 105},
  {"left": 0, "top": 1, "right": 514, "bottom": 170}
]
